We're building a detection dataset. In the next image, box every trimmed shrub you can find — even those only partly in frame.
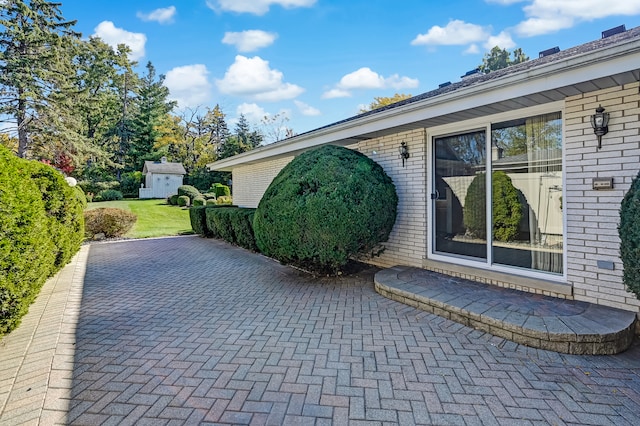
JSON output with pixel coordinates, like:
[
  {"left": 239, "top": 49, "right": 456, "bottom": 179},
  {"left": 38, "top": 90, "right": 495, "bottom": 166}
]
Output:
[
  {"left": 95, "top": 189, "right": 123, "bottom": 202},
  {"left": 169, "top": 194, "right": 179, "bottom": 205},
  {"left": 211, "top": 207, "right": 236, "bottom": 242},
  {"left": 189, "top": 206, "right": 209, "bottom": 236},
  {"left": 177, "top": 195, "right": 190, "bottom": 207},
  {"left": 211, "top": 182, "right": 231, "bottom": 198},
  {"left": 193, "top": 196, "right": 206, "bottom": 206},
  {"left": 253, "top": 145, "right": 398, "bottom": 273},
  {"left": 84, "top": 208, "right": 137, "bottom": 239},
  {"left": 216, "top": 195, "right": 232, "bottom": 205},
  {"left": 203, "top": 192, "right": 217, "bottom": 200},
  {"left": 230, "top": 208, "right": 257, "bottom": 251},
  {"left": 177, "top": 185, "right": 201, "bottom": 202},
  {"left": 463, "top": 172, "right": 522, "bottom": 242},
  {"left": 619, "top": 171, "right": 640, "bottom": 299},
  {"left": 1, "top": 146, "right": 84, "bottom": 335}
]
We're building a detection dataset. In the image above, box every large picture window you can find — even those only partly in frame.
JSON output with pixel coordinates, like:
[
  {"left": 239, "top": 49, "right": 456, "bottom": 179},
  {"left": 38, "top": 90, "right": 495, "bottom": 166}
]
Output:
[{"left": 433, "top": 112, "right": 563, "bottom": 275}]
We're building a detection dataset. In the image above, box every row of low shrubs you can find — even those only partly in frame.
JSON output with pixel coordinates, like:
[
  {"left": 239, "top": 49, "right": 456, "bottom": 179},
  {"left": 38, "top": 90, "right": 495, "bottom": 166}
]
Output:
[
  {"left": 0, "top": 145, "right": 85, "bottom": 335},
  {"left": 168, "top": 184, "right": 232, "bottom": 207},
  {"left": 189, "top": 206, "right": 257, "bottom": 251}
]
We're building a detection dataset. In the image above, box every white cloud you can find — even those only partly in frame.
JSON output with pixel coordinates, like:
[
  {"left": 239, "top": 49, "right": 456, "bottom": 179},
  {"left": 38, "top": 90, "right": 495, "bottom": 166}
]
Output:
[
  {"left": 216, "top": 55, "right": 304, "bottom": 102},
  {"left": 294, "top": 100, "right": 321, "bottom": 116},
  {"left": 484, "top": 31, "right": 516, "bottom": 49},
  {"left": 321, "top": 88, "right": 351, "bottom": 99},
  {"left": 206, "top": 0, "right": 316, "bottom": 15},
  {"left": 514, "top": 0, "right": 640, "bottom": 36},
  {"left": 164, "top": 64, "right": 212, "bottom": 108},
  {"left": 411, "top": 20, "right": 491, "bottom": 46},
  {"left": 222, "top": 30, "right": 278, "bottom": 52},
  {"left": 236, "top": 103, "right": 267, "bottom": 124},
  {"left": 464, "top": 44, "right": 480, "bottom": 54},
  {"left": 93, "top": 21, "right": 146, "bottom": 61},
  {"left": 137, "top": 6, "right": 176, "bottom": 24},
  {"left": 323, "top": 67, "right": 418, "bottom": 98}
]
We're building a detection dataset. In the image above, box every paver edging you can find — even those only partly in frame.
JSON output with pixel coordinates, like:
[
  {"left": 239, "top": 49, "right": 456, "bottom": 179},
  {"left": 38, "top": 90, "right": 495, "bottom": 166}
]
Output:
[{"left": 374, "top": 267, "right": 637, "bottom": 355}]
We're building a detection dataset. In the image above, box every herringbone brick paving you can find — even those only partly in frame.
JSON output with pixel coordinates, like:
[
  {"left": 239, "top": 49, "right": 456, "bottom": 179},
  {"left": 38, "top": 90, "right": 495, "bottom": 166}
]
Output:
[{"left": 2, "top": 236, "right": 640, "bottom": 425}]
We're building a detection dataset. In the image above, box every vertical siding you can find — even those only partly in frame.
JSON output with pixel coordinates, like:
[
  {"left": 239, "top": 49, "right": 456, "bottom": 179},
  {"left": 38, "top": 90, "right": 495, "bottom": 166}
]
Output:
[
  {"left": 232, "top": 156, "right": 294, "bottom": 208},
  {"left": 564, "top": 82, "right": 640, "bottom": 312}
]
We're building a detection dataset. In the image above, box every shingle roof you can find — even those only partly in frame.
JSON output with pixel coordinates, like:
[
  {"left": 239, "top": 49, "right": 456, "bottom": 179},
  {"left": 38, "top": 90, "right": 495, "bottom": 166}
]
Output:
[{"left": 143, "top": 160, "right": 186, "bottom": 175}]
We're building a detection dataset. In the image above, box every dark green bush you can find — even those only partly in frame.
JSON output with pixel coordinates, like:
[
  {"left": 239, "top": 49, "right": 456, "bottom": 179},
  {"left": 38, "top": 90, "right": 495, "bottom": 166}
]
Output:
[
  {"left": 1, "top": 146, "right": 84, "bottom": 335},
  {"left": 120, "top": 171, "right": 143, "bottom": 198},
  {"left": 205, "top": 206, "right": 220, "bottom": 238},
  {"left": 189, "top": 206, "right": 209, "bottom": 236},
  {"left": 619, "top": 171, "right": 640, "bottom": 299},
  {"left": 211, "top": 207, "right": 236, "bottom": 243},
  {"left": 230, "top": 208, "right": 257, "bottom": 251},
  {"left": 177, "top": 195, "right": 190, "bottom": 207},
  {"left": 95, "top": 189, "right": 123, "bottom": 202},
  {"left": 178, "top": 185, "right": 201, "bottom": 202},
  {"left": 84, "top": 208, "right": 137, "bottom": 238},
  {"left": 253, "top": 145, "right": 397, "bottom": 273},
  {"left": 463, "top": 172, "right": 522, "bottom": 242},
  {"left": 211, "top": 183, "right": 231, "bottom": 198},
  {"left": 169, "top": 194, "right": 179, "bottom": 205},
  {"left": 193, "top": 197, "right": 206, "bottom": 206},
  {"left": 203, "top": 192, "right": 217, "bottom": 200},
  {"left": 29, "top": 161, "right": 85, "bottom": 267}
]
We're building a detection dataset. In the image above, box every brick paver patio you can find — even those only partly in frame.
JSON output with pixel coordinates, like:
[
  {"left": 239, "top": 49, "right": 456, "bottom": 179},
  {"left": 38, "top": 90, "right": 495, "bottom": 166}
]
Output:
[{"left": 1, "top": 235, "right": 640, "bottom": 425}]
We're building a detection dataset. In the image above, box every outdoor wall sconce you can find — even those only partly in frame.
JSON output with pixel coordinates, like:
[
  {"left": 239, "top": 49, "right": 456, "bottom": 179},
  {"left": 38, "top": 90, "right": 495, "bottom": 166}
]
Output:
[
  {"left": 590, "top": 104, "right": 610, "bottom": 149},
  {"left": 398, "top": 142, "right": 410, "bottom": 167}
]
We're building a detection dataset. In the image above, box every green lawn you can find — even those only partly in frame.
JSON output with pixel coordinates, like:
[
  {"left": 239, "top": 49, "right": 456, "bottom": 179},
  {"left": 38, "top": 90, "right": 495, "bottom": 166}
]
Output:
[{"left": 86, "top": 199, "right": 193, "bottom": 239}]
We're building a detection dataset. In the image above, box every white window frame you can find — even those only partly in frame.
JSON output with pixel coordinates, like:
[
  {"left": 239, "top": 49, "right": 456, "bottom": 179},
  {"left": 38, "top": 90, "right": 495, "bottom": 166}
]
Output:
[{"left": 426, "top": 102, "right": 567, "bottom": 283}]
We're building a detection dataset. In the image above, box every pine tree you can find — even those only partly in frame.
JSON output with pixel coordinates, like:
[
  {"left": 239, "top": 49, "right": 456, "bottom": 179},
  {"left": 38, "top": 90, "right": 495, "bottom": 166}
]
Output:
[
  {"left": 127, "top": 62, "right": 176, "bottom": 172},
  {"left": 0, "top": 0, "right": 80, "bottom": 158}
]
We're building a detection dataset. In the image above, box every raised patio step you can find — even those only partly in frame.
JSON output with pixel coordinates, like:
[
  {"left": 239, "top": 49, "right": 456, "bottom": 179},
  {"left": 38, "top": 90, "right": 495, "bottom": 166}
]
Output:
[{"left": 375, "top": 266, "right": 637, "bottom": 355}]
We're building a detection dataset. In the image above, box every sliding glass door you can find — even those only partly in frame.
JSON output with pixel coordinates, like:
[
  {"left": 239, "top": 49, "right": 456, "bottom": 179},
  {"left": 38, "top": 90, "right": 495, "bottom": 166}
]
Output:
[{"left": 432, "top": 112, "right": 563, "bottom": 275}]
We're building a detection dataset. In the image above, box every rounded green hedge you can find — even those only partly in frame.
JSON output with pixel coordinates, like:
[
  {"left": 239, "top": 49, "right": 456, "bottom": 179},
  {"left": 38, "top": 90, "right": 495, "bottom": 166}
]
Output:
[
  {"left": 619, "top": 171, "right": 640, "bottom": 299},
  {"left": 253, "top": 145, "right": 397, "bottom": 273},
  {"left": 1, "top": 146, "right": 84, "bottom": 335},
  {"left": 178, "top": 185, "right": 201, "bottom": 202},
  {"left": 464, "top": 171, "right": 522, "bottom": 242}
]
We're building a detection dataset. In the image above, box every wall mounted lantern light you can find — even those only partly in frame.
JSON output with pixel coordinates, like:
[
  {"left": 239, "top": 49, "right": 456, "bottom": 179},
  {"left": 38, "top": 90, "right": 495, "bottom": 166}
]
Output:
[
  {"left": 398, "top": 142, "right": 410, "bottom": 167},
  {"left": 590, "top": 104, "right": 610, "bottom": 149}
]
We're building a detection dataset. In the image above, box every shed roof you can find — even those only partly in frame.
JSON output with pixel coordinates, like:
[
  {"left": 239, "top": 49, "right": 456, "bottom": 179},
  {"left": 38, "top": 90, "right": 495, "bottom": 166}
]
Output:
[
  {"left": 143, "top": 160, "right": 186, "bottom": 175},
  {"left": 209, "top": 25, "right": 640, "bottom": 172}
]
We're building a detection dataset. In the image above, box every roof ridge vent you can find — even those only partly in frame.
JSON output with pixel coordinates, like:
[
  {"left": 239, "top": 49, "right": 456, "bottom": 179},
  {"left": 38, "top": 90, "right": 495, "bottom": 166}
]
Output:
[
  {"left": 539, "top": 46, "right": 560, "bottom": 58},
  {"left": 460, "top": 69, "right": 480, "bottom": 79},
  {"left": 439, "top": 81, "right": 452, "bottom": 88},
  {"left": 602, "top": 25, "right": 626, "bottom": 38}
]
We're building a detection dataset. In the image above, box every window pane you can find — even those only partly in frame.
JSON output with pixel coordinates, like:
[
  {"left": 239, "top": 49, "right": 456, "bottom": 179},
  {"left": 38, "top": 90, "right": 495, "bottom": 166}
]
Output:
[
  {"left": 491, "top": 112, "right": 563, "bottom": 274},
  {"left": 434, "top": 130, "right": 487, "bottom": 260}
]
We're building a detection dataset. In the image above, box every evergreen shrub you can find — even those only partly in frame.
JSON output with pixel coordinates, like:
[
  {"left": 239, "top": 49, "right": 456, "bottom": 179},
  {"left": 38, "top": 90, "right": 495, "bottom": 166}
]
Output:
[
  {"left": 619, "top": 171, "right": 640, "bottom": 299},
  {"left": 170, "top": 194, "right": 179, "bottom": 205},
  {"left": 189, "top": 206, "right": 209, "bottom": 236},
  {"left": 84, "top": 208, "right": 137, "bottom": 238},
  {"left": 177, "top": 195, "right": 190, "bottom": 207},
  {"left": 1, "top": 146, "right": 84, "bottom": 335},
  {"left": 211, "top": 183, "right": 231, "bottom": 198},
  {"left": 177, "top": 185, "right": 201, "bottom": 202},
  {"left": 253, "top": 145, "right": 398, "bottom": 273},
  {"left": 230, "top": 208, "right": 257, "bottom": 251},
  {"left": 463, "top": 172, "right": 522, "bottom": 242},
  {"left": 193, "top": 197, "right": 206, "bottom": 206},
  {"left": 95, "top": 189, "right": 123, "bottom": 202}
]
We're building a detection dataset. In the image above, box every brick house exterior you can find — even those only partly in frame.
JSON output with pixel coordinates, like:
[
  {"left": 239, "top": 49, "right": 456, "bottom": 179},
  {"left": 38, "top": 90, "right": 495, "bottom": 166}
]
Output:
[{"left": 208, "top": 26, "right": 640, "bottom": 315}]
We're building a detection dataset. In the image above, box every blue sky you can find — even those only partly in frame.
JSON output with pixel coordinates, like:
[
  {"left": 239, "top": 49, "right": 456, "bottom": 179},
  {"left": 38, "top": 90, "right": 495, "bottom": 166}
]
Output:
[{"left": 58, "top": 0, "right": 640, "bottom": 137}]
